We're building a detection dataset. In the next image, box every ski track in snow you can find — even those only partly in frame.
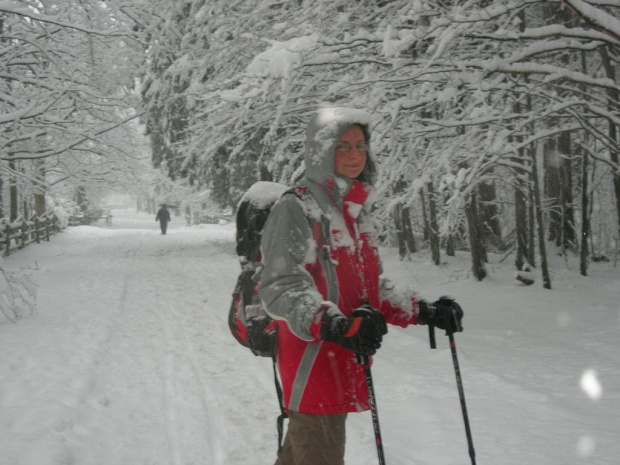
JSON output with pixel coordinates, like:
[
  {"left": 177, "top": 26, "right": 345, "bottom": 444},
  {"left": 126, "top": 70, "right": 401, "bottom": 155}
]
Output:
[
  {"left": 0, "top": 212, "right": 280, "bottom": 465},
  {"left": 1, "top": 209, "right": 619, "bottom": 465}
]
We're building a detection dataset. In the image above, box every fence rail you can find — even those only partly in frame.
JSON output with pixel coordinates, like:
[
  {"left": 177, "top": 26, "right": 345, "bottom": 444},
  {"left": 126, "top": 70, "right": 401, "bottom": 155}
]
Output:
[{"left": 1, "top": 213, "right": 60, "bottom": 257}]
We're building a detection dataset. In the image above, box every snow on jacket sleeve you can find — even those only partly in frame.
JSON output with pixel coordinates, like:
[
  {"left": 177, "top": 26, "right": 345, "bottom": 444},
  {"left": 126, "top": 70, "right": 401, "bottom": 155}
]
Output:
[
  {"left": 259, "top": 195, "right": 325, "bottom": 341},
  {"left": 378, "top": 277, "right": 420, "bottom": 327}
]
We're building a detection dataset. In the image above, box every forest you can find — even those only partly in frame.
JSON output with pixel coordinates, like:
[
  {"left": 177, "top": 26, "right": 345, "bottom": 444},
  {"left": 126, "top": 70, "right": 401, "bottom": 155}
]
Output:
[{"left": 1, "top": 0, "right": 620, "bottom": 289}]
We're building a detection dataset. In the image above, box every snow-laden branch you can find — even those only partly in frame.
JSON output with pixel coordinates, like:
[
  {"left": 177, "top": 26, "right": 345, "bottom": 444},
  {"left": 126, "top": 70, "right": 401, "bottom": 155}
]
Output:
[
  {"left": 499, "top": 38, "right": 604, "bottom": 64},
  {"left": 577, "top": 140, "right": 620, "bottom": 173},
  {"left": 445, "top": 0, "right": 539, "bottom": 24},
  {"left": 471, "top": 61, "right": 619, "bottom": 91},
  {"left": 0, "top": 91, "right": 72, "bottom": 125},
  {"left": 520, "top": 24, "right": 617, "bottom": 44},
  {"left": 567, "top": 107, "right": 620, "bottom": 160},
  {"left": 510, "top": 124, "right": 583, "bottom": 153},
  {"left": 469, "top": 24, "right": 618, "bottom": 46},
  {"left": 0, "top": 1, "right": 143, "bottom": 43},
  {"left": 562, "top": 0, "right": 620, "bottom": 43},
  {"left": 2, "top": 110, "right": 145, "bottom": 161}
]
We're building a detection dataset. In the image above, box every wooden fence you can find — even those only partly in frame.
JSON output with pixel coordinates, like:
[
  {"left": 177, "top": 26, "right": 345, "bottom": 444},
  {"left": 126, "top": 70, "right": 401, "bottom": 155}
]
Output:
[{"left": 0, "top": 213, "right": 60, "bottom": 257}]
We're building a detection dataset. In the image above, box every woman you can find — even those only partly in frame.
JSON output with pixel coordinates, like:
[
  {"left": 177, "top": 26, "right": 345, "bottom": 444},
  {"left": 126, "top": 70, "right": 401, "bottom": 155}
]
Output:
[{"left": 260, "top": 107, "right": 463, "bottom": 465}]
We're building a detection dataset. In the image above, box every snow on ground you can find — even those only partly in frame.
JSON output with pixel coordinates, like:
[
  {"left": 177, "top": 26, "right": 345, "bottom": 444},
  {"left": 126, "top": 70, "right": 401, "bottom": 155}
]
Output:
[{"left": 0, "top": 208, "right": 619, "bottom": 465}]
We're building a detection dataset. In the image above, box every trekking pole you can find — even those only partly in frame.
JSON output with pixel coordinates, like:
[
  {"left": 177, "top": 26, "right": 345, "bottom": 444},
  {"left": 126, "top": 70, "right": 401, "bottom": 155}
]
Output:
[
  {"left": 428, "top": 324, "right": 436, "bottom": 349},
  {"left": 428, "top": 321, "right": 476, "bottom": 465},
  {"left": 358, "top": 354, "right": 387, "bottom": 465},
  {"left": 448, "top": 332, "right": 477, "bottom": 465}
]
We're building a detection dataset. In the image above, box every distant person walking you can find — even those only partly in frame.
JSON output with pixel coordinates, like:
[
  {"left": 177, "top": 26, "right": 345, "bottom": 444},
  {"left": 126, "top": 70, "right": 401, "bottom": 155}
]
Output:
[{"left": 155, "top": 205, "right": 171, "bottom": 235}]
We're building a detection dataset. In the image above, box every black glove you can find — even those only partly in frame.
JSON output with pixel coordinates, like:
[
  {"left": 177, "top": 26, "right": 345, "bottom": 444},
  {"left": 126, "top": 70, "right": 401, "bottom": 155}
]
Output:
[
  {"left": 417, "top": 297, "right": 464, "bottom": 335},
  {"left": 354, "top": 304, "right": 388, "bottom": 336},
  {"left": 320, "top": 306, "right": 387, "bottom": 356}
]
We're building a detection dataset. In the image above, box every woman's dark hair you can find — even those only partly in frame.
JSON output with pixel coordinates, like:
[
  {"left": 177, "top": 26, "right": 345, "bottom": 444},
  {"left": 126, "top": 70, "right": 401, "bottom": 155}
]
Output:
[
  {"left": 349, "top": 123, "right": 374, "bottom": 184},
  {"left": 351, "top": 123, "right": 370, "bottom": 143}
]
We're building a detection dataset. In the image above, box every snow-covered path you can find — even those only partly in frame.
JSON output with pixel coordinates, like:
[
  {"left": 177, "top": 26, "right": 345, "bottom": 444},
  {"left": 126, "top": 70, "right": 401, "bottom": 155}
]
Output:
[
  {"left": 1, "top": 209, "right": 619, "bottom": 465},
  {"left": 0, "top": 211, "right": 274, "bottom": 465}
]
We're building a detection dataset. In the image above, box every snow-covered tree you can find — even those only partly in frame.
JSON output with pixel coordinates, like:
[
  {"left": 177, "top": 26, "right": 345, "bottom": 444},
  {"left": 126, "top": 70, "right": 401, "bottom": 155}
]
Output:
[
  {"left": 139, "top": 0, "right": 620, "bottom": 285},
  {"left": 0, "top": 0, "right": 144, "bottom": 218}
]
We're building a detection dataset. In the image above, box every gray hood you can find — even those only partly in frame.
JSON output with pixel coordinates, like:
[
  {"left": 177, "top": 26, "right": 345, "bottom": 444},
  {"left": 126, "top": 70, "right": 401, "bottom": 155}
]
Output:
[{"left": 304, "top": 107, "right": 377, "bottom": 188}]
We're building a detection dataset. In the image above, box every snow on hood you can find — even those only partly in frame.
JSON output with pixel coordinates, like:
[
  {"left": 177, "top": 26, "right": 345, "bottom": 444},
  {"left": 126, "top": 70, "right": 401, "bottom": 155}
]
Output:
[
  {"left": 304, "top": 107, "right": 376, "bottom": 188},
  {"left": 238, "top": 181, "right": 288, "bottom": 209}
]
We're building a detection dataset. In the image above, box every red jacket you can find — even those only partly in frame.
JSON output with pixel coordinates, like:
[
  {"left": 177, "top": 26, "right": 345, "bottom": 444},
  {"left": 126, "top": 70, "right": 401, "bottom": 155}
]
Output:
[{"left": 261, "top": 180, "right": 419, "bottom": 414}]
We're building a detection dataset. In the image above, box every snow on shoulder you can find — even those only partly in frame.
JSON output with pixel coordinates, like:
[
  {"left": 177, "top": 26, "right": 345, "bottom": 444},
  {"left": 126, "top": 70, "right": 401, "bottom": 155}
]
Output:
[{"left": 240, "top": 181, "right": 289, "bottom": 209}]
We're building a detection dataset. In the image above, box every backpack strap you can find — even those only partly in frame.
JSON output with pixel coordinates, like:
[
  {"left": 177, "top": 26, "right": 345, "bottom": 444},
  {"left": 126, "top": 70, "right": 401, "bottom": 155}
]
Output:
[{"left": 286, "top": 186, "right": 332, "bottom": 250}]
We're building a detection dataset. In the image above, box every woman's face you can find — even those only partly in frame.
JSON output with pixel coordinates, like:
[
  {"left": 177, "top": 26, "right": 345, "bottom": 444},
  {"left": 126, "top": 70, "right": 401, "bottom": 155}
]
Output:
[{"left": 334, "top": 125, "right": 368, "bottom": 179}]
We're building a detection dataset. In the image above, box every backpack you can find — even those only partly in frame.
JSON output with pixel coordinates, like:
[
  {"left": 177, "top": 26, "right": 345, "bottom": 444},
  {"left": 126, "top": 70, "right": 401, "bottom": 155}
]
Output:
[
  {"left": 228, "top": 181, "right": 327, "bottom": 454},
  {"left": 228, "top": 181, "right": 292, "bottom": 452},
  {"left": 228, "top": 181, "right": 289, "bottom": 357}
]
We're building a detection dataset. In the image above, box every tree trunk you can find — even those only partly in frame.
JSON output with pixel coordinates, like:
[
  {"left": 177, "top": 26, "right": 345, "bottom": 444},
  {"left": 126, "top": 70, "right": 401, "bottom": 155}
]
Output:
[
  {"left": 544, "top": 143, "right": 575, "bottom": 253},
  {"left": 34, "top": 195, "right": 46, "bottom": 216},
  {"left": 515, "top": 182, "right": 528, "bottom": 270},
  {"left": 427, "top": 182, "right": 440, "bottom": 265},
  {"left": 259, "top": 161, "right": 273, "bottom": 182},
  {"left": 532, "top": 145, "right": 552, "bottom": 289},
  {"left": 528, "top": 176, "right": 536, "bottom": 267},
  {"left": 599, "top": 46, "right": 620, "bottom": 242},
  {"left": 420, "top": 187, "right": 430, "bottom": 242},
  {"left": 465, "top": 189, "right": 487, "bottom": 281},
  {"left": 544, "top": 138, "right": 562, "bottom": 246},
  {"left": 76, "top": 186, "right": 88, "bottom": 211},
  {"left": 514, "top": 95, "right": 533, "bottom": 271},
  {"left": 22, "top": 199, "right": 29, "bottom": 220},
  {"left": 580, "top": 145, "right": 590, "bottom": 276},
  {"left": 393, "top": 203, "right": 407, "bottom": 260},
  {"left": 9, "top": 159, "right": 18, "bottom": 221},
  {"left": 518, "top": 15, "right": 538, "bottom": 270},
  {"left": 392, "top": 175, "right": 416, "bottom": 259},
  {"left": 446, "top": 234, "right": 455, "bottom": 256},
  {"left": 478, "top": 181, "right": 503, "bottom": 250},
  {"left": 401, "top": 205, "right": 416, "bottom": 254},
  {"left": 0, "top": 172, "right": 3, "bottom": 218},
  {"left": 558, "top": 131, "right": 575, "bottom": 250},
  {"left": 579, "top": 50, "right": 590, "bottom": 277},
  {"left": 34, "top": 160, "right": 46, "bottom": 215}
]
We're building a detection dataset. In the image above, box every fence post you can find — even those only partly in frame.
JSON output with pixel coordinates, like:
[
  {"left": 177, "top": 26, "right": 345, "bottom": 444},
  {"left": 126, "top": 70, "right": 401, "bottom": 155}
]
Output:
[
  {"left": 4, "top": 221, "right": 11, "bottom": 256},
  {"left": 34, "top": 217, "right": 41, "bottom": 243},
  {"left": 20, "top": 219, "right": 28, "bottom": 249},
  {"left": 45, "top": 215, "right": 51, "bottom": 241},
  {"left": 2, "top": 219, "right": 11, "bottom": 257}
]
